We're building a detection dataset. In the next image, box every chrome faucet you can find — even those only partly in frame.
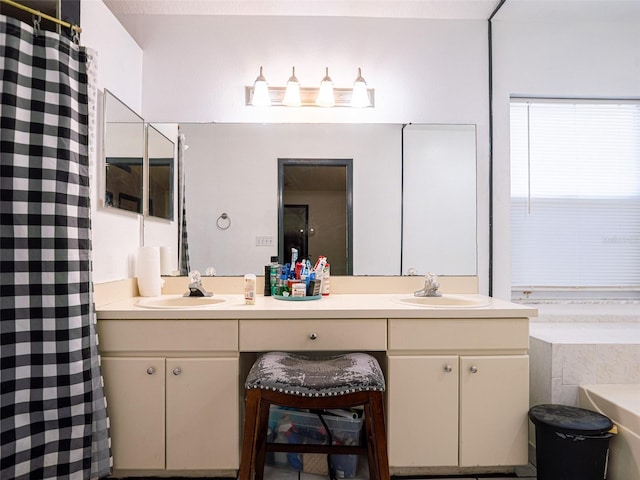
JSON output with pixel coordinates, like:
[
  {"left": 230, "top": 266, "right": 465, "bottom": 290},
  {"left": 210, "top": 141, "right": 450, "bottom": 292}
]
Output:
[
  {"left": 184, "top": 270, "right": 213, "bottom": 297},
  {"left": 414, "top": 272, "right": 442, "bottom": 297}
]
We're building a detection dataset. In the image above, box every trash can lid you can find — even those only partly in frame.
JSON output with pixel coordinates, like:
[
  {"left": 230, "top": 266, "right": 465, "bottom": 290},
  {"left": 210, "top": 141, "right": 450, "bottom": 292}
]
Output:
[{"left": 529, "top": 404, "right": 613, "bottom": 435}]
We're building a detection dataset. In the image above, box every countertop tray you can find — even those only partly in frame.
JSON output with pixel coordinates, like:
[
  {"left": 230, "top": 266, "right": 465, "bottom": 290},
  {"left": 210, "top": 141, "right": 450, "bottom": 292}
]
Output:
[{"left": 273, "top": 294, "right": 322, "bottom": 301}]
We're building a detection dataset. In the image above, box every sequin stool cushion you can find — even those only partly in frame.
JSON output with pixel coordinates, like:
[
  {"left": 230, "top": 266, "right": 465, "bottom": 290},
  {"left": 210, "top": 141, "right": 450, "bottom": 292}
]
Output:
[
  {"left": 245, "top": 351, "right": 386, "bottom": 396},
  {"left": 239, "top": 352, "right": 390, "bottom": 480}
]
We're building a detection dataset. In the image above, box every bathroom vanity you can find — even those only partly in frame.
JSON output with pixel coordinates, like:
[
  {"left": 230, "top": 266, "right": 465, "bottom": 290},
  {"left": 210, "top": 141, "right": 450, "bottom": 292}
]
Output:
[{"left": 96, "top": 287, "right": 535, "bottom": 478}]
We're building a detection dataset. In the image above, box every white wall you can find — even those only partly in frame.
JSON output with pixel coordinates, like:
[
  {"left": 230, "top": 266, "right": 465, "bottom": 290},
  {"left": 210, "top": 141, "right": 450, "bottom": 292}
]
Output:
[
  {"left": 81, "top": 1, "right": 180, "bottom": 283},
  {"left": 491, "top": 17, "right": 640, "bottom": 299},
  {"left": 136, "top": 16, "right": 488, "bottom": 125},
  {"left": 83, "top": 6, "right": 494, "bottom": 286},
  {"left": 81, "top": 0, "right": 144, "bottom": 283},
  {"left": 133, "top": 14, "right": 492, "bottom": 290},
  {"left": 83, "top": 3, "right": 640, "bottom": 293}
]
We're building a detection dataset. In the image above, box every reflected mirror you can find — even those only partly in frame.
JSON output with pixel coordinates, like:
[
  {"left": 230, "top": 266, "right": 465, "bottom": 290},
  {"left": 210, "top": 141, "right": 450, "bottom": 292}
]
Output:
[
  {"left": 147, "top": 125, "right": 175, "bottom": 220},
  {"left": 179, "top": 123, "right": 477, "bottom": 277},
  {"left": 279, "top": 159, "right": 353, "bottom": 275},
  {"left": 103, "top": 90, "right": 144, "bottom": 214}
]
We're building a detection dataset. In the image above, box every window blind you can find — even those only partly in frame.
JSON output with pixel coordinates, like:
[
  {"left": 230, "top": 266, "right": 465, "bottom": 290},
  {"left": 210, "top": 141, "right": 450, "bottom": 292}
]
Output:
[{"left": 510, "top": 100, "right": 640, "bottom": 295}]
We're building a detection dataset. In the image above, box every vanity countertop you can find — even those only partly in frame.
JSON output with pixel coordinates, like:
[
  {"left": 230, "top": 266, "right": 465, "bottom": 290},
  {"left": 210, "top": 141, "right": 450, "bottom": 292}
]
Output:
[{"left": 96, "top": 293, "right": 537, "bottom": 320}]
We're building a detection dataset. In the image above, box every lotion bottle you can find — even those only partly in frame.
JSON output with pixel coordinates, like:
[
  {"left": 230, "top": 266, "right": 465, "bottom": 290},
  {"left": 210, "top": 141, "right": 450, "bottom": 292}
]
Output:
[{"left": 244, "top": 273, "right": 256, "bottom": 305}]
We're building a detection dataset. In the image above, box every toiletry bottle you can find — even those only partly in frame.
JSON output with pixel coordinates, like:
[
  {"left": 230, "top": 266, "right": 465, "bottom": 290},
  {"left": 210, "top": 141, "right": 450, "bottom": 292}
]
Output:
[
  {"left": 264, "top": 265, "right": 271, "bottom": 296},
  {"left": 322, "top": 262, "right": 330, "bottom": 296},
  {"left": 270, "top": 256, "right": 279, "bottom": 296},
  {"left": 294, "top": 261, "right": 303, "bottom": 280},
  {"left": 244, "top": 273, "right": 256, "bottom": 305},
  {"left": 276, "top": 269, "right": 285, "bottom": 296}
]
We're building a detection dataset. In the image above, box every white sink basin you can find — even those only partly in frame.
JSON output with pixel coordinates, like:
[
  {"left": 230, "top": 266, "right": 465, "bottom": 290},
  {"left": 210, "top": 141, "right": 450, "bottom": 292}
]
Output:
[
  {"left": 135, "top": 295, "right": 228, "bottom": 309},
  {"left": 395, "top": 294, "right": 492, "bottom": 308}
]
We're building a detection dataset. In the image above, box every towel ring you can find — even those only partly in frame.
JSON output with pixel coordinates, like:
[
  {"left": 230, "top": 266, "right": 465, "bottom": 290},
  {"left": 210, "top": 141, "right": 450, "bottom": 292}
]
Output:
[{"left": 216, "top": 213, "right": 231, "bottom": 230}]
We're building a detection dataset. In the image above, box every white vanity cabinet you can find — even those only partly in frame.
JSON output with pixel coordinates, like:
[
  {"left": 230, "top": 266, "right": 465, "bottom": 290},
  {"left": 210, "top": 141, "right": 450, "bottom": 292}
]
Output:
[
  {"left": 101, "top": 356, "right": 165, "bottom": 469},
  {"left": 95, "top": 290, "right": 536, "bottom": 477},
  {"left": 98, "top": 319, "right": 239, "bottom": 474},
  {"left": 387, "top": 317, "right": 529, "bottom": 470}
]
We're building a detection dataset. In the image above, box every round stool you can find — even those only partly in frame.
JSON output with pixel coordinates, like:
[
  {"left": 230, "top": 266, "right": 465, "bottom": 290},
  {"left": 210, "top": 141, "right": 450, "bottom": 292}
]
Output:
[{"left": 238, "top": 351, "right": 389, "bottom": 480}]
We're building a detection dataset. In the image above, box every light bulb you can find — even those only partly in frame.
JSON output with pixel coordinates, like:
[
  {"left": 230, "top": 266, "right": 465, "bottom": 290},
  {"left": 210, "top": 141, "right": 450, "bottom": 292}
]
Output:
[
  {"left": 350, "top": 68, "right": 370, "bottom": 108},
  {"left": 315, "top": 67, "right": 335, "bottom": 107},
  {"left": 251, "top": 66, "right": 271, "bottom": 107},
  {"left": 283, "top": 66, "right": 301, "bottom": 107}
]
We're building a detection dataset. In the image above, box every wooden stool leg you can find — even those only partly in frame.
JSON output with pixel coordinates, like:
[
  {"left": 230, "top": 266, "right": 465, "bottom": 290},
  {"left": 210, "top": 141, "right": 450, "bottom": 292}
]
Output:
[
  {"left": 364, "top": 392, "right": 390, "bottom": 480},
  {"left": 238, "top": 389, "right": 262, "bottom": 480},
  {"left": 253, "top": 399, "right": 272, "bottom": 480}
]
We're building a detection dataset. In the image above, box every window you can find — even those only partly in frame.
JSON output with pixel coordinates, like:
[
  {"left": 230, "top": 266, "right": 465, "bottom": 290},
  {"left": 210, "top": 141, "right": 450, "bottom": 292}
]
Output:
[{"left": 510, "top": 99, "right": 640, "bottom": 301}]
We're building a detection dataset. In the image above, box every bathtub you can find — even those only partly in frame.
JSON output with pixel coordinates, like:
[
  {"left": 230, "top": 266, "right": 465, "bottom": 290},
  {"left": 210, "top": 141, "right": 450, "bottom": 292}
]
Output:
[{"left": 579, "top": 384, "right": 640, "bottom": 480}]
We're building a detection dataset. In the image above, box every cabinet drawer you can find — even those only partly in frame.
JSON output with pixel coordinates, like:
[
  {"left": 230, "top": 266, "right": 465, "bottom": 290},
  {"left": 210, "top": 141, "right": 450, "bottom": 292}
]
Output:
[
  {"left": 98, "top": 319, "right": 238, "bottom": 352},
  {"left": 239, "top": 319, "right": 386, "bottom": 351},
  {"left": 388, "top": 318, "right": 529, "bottom": 351}
]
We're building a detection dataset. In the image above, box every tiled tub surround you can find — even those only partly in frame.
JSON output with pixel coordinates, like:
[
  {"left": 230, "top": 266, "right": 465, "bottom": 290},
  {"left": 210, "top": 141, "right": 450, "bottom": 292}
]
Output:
[
  {"left": 529, "top": 305, "right": 640, "bottom": 407},
  {"left": 528, "top": 304, "right": 640, "bottom": 469}
]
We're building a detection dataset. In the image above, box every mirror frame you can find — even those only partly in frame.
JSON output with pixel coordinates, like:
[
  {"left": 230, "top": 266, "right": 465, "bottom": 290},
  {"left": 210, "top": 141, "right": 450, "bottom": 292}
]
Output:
[{"left": 278, "top": 158, "right": 354, "bottom": 274}]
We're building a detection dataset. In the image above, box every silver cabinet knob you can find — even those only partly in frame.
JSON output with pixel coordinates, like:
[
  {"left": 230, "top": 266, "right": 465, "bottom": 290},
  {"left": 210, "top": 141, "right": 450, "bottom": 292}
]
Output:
[
  {"left": 172, "top": 367, "right": 182, "bottom": 376},
  {"left": 309, "top": 333, "right": 318, "bottom": 340},
  {"left": 444, "top": 365, "right": 453, "bottom": 373},
  {"left": 470, "top": 365, "right": 478, "bottom": 374},
  {"left": 146, "top": 367, "right": 156, "bottom": 375}
]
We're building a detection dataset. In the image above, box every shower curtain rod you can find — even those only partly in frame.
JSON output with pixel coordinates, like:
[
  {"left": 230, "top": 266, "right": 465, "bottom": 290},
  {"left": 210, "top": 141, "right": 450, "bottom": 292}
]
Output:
[{"left": 0, "top": 0, "right": 81, "bottom": 33}]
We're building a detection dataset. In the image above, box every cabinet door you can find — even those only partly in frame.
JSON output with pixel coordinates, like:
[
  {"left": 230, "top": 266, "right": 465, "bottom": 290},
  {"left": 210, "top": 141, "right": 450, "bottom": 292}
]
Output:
[
  {"left": 459, "top": 355, "right": 529, "bottom": 467},
  {"left": 166, "top": 357, "right": 239, "bottom": 470},
  {"left": 387, "top": 355, "right": 458, "bottom": 467},
  {"left": 101, "top": 357, "right": 165, "bottom": 470}
]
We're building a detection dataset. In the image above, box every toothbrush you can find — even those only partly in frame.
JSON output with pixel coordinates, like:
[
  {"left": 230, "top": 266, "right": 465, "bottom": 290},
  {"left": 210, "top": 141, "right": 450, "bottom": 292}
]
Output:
[{"left": 290, "top": 248, "right": 298, "bottom": 277}]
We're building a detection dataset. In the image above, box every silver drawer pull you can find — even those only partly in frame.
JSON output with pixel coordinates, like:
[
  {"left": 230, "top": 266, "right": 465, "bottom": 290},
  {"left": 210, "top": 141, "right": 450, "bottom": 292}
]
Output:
[
  {"left": 309, "top": 333, "right": 318, "bottom": 340},
  {"left": 443, "top": 365, "right": 453, "bottom": 373},
  {"left": 470, "top": 365, "right": 478, "bottom": 374},
  {"left": 173, "top": 367, "right": 182, "bottom": 376},
  {"left": 146, "top": 367, "right": 156, "bottom": 375}
]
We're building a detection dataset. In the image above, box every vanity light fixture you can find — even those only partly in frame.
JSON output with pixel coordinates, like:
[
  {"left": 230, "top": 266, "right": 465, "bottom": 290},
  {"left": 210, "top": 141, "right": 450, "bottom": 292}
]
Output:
[
  {"left": 250, "top": 66, "right": 271, "bottom": 107},
  {"left": 282, "top": 66, "right": 302, "bottom": 107},
  {"left": 245, "top": 66, "right": 375, "bottom": 107}
]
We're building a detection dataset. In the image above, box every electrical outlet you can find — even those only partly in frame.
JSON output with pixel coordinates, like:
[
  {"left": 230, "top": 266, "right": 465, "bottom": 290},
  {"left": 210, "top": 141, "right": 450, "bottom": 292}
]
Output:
[{"left": 255, "top": 235, "right": 274, "bottom": 246}]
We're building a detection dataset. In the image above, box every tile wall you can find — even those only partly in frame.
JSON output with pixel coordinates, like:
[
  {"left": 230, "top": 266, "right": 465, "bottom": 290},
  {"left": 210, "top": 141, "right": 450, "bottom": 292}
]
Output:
[{"left": 530, "top": 322, "right": 640, "bottom": 407}]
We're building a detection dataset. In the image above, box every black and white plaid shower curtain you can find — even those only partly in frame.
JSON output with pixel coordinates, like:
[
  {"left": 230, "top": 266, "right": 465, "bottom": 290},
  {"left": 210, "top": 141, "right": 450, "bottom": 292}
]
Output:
[
  {"left": 1, "top": 15, "right": 111, "bottom": 479},
  {"left": 177, "top": 131, "right": 190, "bottom": 275}
]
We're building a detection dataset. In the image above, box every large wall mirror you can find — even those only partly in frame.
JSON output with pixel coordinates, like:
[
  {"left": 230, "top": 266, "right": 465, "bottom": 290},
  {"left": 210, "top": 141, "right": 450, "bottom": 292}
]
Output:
[
  {"left": 103, "top": 90, "right": 144, "bottom": 214},
  {"left": 178, "top": 123, "right": 477, "bottom": 277}
]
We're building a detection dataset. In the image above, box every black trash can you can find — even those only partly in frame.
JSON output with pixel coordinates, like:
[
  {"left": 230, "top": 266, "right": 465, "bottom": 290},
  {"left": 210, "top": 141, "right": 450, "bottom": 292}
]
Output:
[{"left": 529, "top": 404, "right": 615, "bottom": 480}]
